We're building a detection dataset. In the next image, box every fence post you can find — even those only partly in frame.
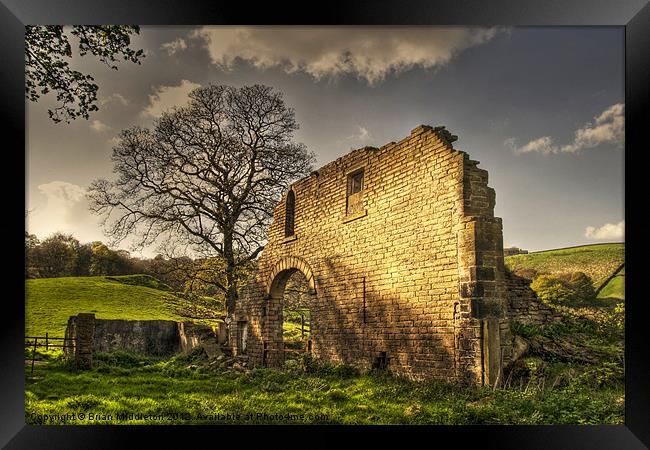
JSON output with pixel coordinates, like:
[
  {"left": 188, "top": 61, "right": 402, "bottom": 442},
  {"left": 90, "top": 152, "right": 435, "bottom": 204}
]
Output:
[
  {"left": 64, "top": 316, "right": 77, "bottom": 360},
  {"left": 31, "top": 337, "right": 37, "bottom": 375},
  {"left": 45, "top": 332, "right": 48, "bottom": 351}
]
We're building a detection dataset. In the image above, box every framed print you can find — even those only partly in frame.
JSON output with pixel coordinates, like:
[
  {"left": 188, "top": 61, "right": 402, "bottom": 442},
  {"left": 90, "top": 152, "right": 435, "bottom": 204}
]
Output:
[{"left": 3, "top": 0, "right": 649, "bottom": 447}]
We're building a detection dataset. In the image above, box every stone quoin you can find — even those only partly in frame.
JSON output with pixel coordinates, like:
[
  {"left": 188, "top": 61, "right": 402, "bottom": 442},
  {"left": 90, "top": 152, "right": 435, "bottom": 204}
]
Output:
[{"left": 231, "top": 124, "right": 535, "bottom": 385}]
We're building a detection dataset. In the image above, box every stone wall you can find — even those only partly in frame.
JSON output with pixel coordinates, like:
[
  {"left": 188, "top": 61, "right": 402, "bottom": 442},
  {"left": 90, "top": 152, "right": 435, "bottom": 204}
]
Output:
[
  {"left": 92, "top": 319, "right": 180, "bottom": 355},
  {"left": 233, "top": 124, "right": 510, "bottom": 385},
  {"left": 65, "top": 314, "right": 221, "bottom": 364},
  {"left": 505, "top": 272, "right": 563, "bottom": 326}
]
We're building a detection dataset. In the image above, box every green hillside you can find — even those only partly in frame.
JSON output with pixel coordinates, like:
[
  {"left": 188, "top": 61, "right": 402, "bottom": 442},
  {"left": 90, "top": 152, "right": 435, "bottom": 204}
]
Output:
[
  {"left": 505, "top": 243, "right": 624, "bottom": 288},
  {"left": 597, "top": 266, "right": 625, "bottom": 300},
  {"left": 25, "top": 275, "right": 223, "bottom": 338}
]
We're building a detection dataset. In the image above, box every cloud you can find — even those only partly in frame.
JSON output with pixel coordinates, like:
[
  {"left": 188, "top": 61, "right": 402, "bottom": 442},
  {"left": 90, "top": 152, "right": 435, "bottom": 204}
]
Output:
[
  {"left": 27, "top": 181, "right": 151, "bottom": 252},
  {"left": 100, "top": 93, "right": 129, "bottom": 106},
  {"left": 161, "top": 38, "right": 188, "bottom": 56},
  {"left": 561, "top": 103, "right": 624, "bottom": 153},
  {"left": 506, "top": 136, "right": 558, "bottom": 155},
  {"left": 27, "top": 181, "right": 96, "bottom": 241},
  {"left": 190, "top": 27, "right": 501, "bottom": 85},
  {"left": 508, "top": 103, "right": 624, "bottom": 155},
  {"left": 90, "top": 120, "right": 111, "bottom": 132},
  {"left": 345, "top": 126, "right": 371, "bottom": 142},
  {"left": 585, "top": 221, "right": 624, "bottom": 240},
  {"left": 37, "top": 181, "right": 86, "bottom": 205},
  {"left": 142, "top": 79, "right": 201, "bottom": 118}
]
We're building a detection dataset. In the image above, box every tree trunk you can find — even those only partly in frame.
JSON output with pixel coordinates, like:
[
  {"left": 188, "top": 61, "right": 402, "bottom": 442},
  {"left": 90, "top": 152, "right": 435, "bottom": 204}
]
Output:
[
  {"left": 223, "top": 234, "right": 238, "bottom": 316},
  {"left": 225, "top": 276, "right": 237, "bottom": 316}
]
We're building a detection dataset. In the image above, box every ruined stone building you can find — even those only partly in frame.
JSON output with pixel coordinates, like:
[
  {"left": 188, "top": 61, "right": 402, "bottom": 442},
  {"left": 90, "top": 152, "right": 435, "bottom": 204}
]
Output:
[{"left": 231, "top": 124, "right": 551, "bottom": 386}]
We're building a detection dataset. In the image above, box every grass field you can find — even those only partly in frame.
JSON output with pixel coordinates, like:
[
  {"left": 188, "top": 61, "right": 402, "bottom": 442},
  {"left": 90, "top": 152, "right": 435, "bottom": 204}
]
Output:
[
  {"left": 25, "top": 348, "right": 624, "bottom": 425},
  {"left": 25, "top": 275, "right": 222, "bottom": 338},
  {"left": 505, "top": 243, "right": 624, "bottom": 291}
]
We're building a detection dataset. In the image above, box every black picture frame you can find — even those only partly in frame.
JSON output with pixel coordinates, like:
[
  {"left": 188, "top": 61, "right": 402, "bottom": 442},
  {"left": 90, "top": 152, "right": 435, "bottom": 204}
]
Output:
[{"left": 3, "top": 0, "right": 648, "bottom": 447}]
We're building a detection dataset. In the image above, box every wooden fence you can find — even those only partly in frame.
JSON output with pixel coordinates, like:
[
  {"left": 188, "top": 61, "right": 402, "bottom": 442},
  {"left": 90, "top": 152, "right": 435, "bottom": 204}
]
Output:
[{"left": 24, "top": 334, "right": 75, "bottom": 374}]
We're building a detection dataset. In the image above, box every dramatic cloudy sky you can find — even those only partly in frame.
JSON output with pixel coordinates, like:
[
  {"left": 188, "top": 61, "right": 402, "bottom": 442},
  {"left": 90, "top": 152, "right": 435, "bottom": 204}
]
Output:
[{"left": 26, "top": 26, "right": 625, "bottom": 257}]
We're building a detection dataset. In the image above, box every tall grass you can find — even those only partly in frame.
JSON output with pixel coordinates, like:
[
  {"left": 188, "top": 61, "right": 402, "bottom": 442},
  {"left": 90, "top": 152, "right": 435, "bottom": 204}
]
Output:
[{"left": 25, "top": 350, "right": 623, "bottom": 425}]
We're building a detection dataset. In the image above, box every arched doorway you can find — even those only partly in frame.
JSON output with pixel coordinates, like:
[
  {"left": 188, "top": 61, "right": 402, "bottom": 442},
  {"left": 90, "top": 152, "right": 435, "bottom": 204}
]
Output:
[
  {"left": 264, "top": 257, "right": 316, "bottom": 367},
  {"left": 281, "top": 270, "right": 312, "bottom": 361}
]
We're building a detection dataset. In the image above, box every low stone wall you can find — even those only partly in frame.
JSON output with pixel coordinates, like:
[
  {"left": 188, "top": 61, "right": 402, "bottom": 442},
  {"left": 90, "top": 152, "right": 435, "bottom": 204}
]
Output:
[
  {"left": 65, "top": 314, "right": 222, "bottom": 367},
  {"left": 505, "top": 272, "right": 563, "bottom": 325},
  {"left": 94, "top": 319, "right": 177, "bottom": 355}
]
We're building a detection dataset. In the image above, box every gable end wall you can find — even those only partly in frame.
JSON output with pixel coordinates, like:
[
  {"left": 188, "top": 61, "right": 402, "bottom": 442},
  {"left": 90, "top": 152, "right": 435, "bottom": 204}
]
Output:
[{"left": 233, "top": 125, "right": 509, "bottom": 384}]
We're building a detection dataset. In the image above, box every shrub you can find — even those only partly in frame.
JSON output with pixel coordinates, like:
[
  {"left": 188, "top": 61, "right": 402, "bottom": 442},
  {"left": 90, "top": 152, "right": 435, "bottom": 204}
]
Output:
[
  {"left": 530, "top": 275, "right": 575, "bottom": 306},
  {"left": 530, "top": 272, "right": 597, "bottom": 306}
]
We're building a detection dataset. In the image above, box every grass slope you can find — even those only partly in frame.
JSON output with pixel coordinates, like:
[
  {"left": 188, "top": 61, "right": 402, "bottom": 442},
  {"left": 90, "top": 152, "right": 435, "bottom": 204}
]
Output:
[
  {"left": 26, "top": 275, "right": 222, "bottom": 338},
  {"left": 597, "top": 266, "right": 625, "bottom": 300},
  {"left": 505, "top": 243, "right": 624, "bottom": 289}
]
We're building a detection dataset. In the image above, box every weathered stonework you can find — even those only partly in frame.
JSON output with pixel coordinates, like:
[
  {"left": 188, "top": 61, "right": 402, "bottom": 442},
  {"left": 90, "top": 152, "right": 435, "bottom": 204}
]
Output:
[
  {"left": 233, "top": 125, "right": 513, "bottom": 385},
  {"left": 65, "top": 314, "right": 221, "bottom": 362},
  {"left": 64, "top": 313, "right": 95, "bottom": 369},
  {"left": 505, "top": 271, "right": 563, "bottom": 326}
]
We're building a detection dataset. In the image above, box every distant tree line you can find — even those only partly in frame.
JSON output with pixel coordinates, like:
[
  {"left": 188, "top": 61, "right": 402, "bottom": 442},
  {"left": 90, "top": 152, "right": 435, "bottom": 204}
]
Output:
[
  {"left": 25, "top": 232, "right": 133, "bottom": 278},
  {"left": 24, "top": 231, "right": 235, "bottom": 297}
]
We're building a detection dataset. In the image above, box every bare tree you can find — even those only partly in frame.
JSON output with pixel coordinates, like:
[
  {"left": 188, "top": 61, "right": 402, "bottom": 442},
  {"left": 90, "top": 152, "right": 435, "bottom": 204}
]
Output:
[
  {"left": 284, "top": 271, "right": 312, "bottom": 311},
  {"left": 88, "top": 84, "right": 315, "bottom": 314}
]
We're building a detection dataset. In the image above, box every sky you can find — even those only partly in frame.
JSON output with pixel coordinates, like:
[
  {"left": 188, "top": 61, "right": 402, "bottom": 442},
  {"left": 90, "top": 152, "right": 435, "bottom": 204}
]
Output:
[{"left": 25, "top": 26, "right": 625, "bottom": 257}]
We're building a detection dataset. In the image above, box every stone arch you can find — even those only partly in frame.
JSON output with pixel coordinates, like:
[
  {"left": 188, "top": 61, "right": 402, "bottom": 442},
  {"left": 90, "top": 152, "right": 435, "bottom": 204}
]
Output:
[{"left": 266, "top": 256, "right": 316, "bottom": 298}]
